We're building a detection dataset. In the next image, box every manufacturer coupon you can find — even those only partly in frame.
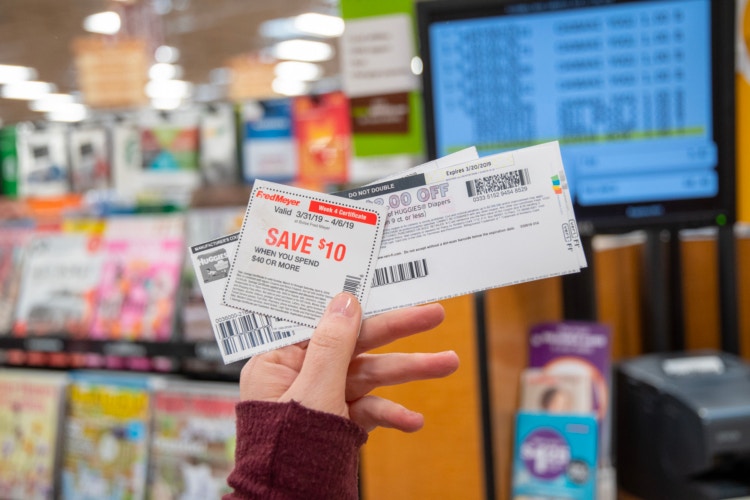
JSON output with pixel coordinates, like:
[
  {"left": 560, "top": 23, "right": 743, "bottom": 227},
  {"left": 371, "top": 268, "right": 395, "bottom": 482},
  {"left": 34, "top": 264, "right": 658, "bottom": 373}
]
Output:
[
  {"left": 222, "top": 180, "right": 388, "bottom": 329},
  {"left": 336, "top": 141, "right": 586, "bottom": 315},
  {"left": 190, "top": 233, "right": 312, "bottom": 364}
]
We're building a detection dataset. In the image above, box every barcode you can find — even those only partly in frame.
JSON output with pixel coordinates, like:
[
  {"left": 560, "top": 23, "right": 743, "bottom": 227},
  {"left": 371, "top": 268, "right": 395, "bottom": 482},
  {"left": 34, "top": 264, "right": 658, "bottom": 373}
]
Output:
[
  {"left": 466, "top": 168, "right": 531, "bottom": 196},
  {"left": 343, "top": 275, "right": 362, "bottom": 295},
  {"left": 372, "top": 259, "right": 429, "bottom": 288},
  {"left": 219, "top": 313, "right": 271, "bottom": 337},
  {"left": 218, "top": 313, "right": 293, "bottom": 355},
  {"left": 221, "top": 327, "right": 294, "bottom": 355}
]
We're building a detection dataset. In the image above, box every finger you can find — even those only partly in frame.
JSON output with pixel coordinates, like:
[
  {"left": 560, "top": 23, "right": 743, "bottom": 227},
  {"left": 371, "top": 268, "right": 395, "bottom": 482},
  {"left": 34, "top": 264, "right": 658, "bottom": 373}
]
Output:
[
  {"left": 281, "top": 292, "right": 362, "bottom": 416},
  {"left": 356, "top": 303, "right": 445, "bottom": 355},
  {"left": 345, "top": 351, "right": 459, "bottom": 401},
  {"left": 239, "top": 344, "right": 306, "bottom": 402},
  {"left": 348, "top": 395, "right": 425, "bottom": 433}
]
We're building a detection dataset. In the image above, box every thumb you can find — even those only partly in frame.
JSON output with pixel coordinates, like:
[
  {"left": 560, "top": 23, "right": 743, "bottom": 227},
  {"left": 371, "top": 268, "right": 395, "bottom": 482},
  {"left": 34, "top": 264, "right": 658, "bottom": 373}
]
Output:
[{"left": 282, "top": 292, "right": 362, "bottom": 417}]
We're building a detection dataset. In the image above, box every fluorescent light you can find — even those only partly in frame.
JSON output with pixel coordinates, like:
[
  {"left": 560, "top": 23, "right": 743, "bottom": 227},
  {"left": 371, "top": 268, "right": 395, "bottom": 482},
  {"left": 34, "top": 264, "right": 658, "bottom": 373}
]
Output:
[
  {"left": 1, "top": 81, "right": 56, "bottom": 100},
  {"left": 29, "top": 93, "right": 75, "bottom": 112},
  {"left": 274, "top": 61, "right": 323, "bottom": 82},
  {"left": 272, "top": 78, "right": 309, "bottom": 96},
  {"left": 154, "top": 45, "right": 180, "bottom": 64},
  {"left": 0, "top": 65, "right": 38, "bottom": 84},
  {"left": 272, "top": 40, "right": 334, "bottom": 62},
  {"left": 83, "top": 11, "right": 121, "bottom": 35},
  {"left": 151, "top": 98, "right": 183, "bottom": 110},
  {"left": 294, "top": 13, "right": 344, "bottom": 38},
  {"left": 145, "top": 80, "right": 193, "bottom": 99},
  {"left": 46, "top": 103, "right": 88, "bottom": 122},
  {"left": 149, "top": 63, "right": 183, "bottom": 81}
]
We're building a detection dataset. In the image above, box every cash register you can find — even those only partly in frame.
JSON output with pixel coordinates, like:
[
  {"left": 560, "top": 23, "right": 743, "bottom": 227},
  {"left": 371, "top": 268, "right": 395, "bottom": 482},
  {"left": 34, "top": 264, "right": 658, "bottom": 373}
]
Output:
[{"left": 615, "top": 350, "right": 750, "bottom": 500}]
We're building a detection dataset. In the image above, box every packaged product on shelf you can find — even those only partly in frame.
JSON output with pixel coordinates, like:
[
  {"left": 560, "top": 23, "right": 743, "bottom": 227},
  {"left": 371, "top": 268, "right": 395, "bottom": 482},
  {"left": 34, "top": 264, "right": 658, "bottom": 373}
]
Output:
[
  {"left": 16, "top": 121, "right": 71, "bottom": 198},
  {"left": 528, "top": 321, "right": 612, "bottom": 463},
  {"left": 68, "top": 124, "right": 111, "bottom": 193},
  {"left": 241, "top": 98, "right": 297, "bottom": 183},
  {"left": 0, "top": 368, "right": 68, "bottom": 500},
  {"left": 0, "top": 220, "right": 35, "bottom": 334},
  {"left": 199, "top": 103, "right": 239, "bottom": 185},
  {"left": 138, "top": 108, "right": 201, "bottom": 205},
  {"left": 512, "top": 411, "right": 598, "bottom": 500},
  {"left": 110, "top": 117, "right": 142, "bottom": 201},
  {"left": 292, "top": 91, "right": 351, "bottom": 185},
  {"left": 61, "top": 371, "right": 154, "bottom": 500},
  {"left": 518, "top": 368, "right": 593, "bottom": 414},
  {"left": 13, "top": 231, "right": 104, "bottom": 337},
  {"left": 0, "top": 125, "right": 19, "bottom": 196},
  {"left": 149, "top": 379, "right": 239, "bottom": 500},
  {"left": 91, "top": 213, "right": 185, "bottom": 342}
]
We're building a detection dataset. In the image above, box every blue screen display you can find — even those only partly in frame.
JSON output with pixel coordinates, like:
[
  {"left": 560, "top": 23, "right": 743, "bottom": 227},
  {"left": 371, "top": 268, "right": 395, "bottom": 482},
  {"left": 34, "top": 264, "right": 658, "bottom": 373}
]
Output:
[{"left": 427, "top": 0, "right": 717, "bottom": 212}]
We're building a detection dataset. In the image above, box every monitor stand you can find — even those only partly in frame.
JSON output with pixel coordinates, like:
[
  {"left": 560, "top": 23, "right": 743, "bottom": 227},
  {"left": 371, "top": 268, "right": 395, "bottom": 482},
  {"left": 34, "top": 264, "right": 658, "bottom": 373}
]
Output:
[{"left": 562, "top": 225, "right": 740, "bottom": 354}]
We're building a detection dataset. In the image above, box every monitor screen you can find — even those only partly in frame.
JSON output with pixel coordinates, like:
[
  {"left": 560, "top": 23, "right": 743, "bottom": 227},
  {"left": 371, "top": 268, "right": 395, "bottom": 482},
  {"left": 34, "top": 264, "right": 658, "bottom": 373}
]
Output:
[{"left": 418, "top": 0, "right": 735, "bottom": 233}]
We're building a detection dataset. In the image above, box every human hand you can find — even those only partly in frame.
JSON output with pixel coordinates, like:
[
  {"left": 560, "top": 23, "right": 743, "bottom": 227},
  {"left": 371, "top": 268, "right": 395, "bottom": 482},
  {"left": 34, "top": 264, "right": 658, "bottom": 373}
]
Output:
[{"left": 239, "top": 292, "right": 459, "bottom": 433}]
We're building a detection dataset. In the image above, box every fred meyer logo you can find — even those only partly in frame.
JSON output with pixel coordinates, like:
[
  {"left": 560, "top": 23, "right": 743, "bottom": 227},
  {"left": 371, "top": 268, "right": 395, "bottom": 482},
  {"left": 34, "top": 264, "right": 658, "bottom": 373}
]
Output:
[
  {"left": 199, "top": 249, "right": 230, "bottom": 283},
  {"left": 255, "top": 189, "right": 301, "bottom": 207}
]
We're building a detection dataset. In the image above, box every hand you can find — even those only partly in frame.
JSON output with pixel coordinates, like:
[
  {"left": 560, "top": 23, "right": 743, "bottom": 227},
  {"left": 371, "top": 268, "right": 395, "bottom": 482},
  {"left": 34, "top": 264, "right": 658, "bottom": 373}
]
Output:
[{"left": 239, "top": 292, "right": 459, "bottom": 433}]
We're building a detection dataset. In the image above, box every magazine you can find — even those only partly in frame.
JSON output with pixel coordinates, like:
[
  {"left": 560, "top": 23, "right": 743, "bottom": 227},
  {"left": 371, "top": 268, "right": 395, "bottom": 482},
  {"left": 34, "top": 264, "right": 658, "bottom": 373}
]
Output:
[
  {"left": 91, "top": 214, "right": 185, "bottom": 342},
  {"left": 0, "top": 369, "right": 68, "bottom": 500},
  {"left": 61, "top": 371, "right": 154, "bottom": 500},
  {"left": 0, "top": 222, "right": 34, "bottom": 334},
  {"left": 149, "top": 380, "right": 239, "bottom": 500},
  {"left": 13, "top": 233, "right": 104, "bottom": 337}
]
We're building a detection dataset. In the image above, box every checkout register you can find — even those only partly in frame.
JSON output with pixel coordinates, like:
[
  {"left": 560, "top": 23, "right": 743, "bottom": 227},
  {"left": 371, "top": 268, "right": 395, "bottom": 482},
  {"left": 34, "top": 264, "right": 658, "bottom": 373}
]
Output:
[{"left": 616, "top": 350, "right": 750, "bottom": 499}]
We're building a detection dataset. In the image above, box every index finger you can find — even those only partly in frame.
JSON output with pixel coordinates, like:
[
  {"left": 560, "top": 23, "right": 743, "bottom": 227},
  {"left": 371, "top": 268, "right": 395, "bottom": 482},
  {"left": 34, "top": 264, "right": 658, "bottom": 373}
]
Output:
[{"left": 355, "top": 303, "right": 446, "bottom": 355}]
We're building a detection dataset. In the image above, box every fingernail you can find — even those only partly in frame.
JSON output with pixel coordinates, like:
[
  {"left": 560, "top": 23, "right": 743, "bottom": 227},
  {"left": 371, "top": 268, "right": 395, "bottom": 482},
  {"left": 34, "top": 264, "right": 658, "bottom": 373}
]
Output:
[{"left": 328, "top": 292, "right": 357, "bottom": 318}]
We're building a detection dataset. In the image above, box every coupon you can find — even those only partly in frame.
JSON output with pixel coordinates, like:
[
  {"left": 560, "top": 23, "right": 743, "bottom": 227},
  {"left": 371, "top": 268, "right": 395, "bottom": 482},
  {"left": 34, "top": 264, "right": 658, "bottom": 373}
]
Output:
[
  {"left": 222, "top": 180, "right": 389, "bottom": 328},
  {"left": 189, "top": 233, "right": 312, "bottom": 364},
  {"left": 189, "top": 150, "right": 479, "bottom": 363},
  {"left": 336, "top": 141, "right": 586, "bottom": 316}
]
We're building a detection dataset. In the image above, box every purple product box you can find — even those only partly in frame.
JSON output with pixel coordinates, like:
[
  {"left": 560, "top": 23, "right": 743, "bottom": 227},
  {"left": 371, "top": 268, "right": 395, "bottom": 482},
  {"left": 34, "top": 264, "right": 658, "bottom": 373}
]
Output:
[{"left": 528, "top": 321, "right": 612, "bottom": 462}]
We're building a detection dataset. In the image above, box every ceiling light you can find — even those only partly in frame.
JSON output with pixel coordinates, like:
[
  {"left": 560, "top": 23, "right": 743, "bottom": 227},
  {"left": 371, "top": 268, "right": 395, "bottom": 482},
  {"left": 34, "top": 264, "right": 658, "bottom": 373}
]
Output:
[
  {"left": 46, "top": 103, "right": 88, "bottom": 122},
  {"left": 29, "top": 93, "right": 75, "bottom": 112},
  {"left": 149, "top": 63, "right": 183, "bottom": 81},
  {"left": 274, "top": 61, "right": 323, "bottom": 82},
  {"left": 0, "top": 65, "right": 38, "bottom": 84},
  {"left": 294, "top": 13, "right": 344, "bottom": 38},
  {"left": 145, "top": 80, "right": 193, "bottom": 99},
  {"left": 272, "top": 40, "right": 334, "bottom": 62},
  {"left": 155, "top": 45, "right": 180, "bottom": 64},
  {"left": 83, "top": 11, "right": 121, "bottom": 35},
  {"left": 272, "top": 78, "right": 309, "bottom": 96},
  {"left": 1, "top": 81, "right": 56, "bottom": 100}
]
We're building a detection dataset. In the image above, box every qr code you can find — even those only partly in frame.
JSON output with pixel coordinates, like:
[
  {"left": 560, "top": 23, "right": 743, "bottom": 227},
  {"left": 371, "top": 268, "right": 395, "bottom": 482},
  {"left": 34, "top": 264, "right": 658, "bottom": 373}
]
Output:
[{"left": 466, "top": 168, "right": 531, "bottom": 197}]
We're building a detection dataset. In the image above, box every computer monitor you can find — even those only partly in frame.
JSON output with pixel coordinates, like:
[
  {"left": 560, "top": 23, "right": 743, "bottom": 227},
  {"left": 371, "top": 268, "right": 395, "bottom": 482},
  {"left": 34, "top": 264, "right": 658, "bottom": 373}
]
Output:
[{"left": 418, "top": 0, "right": 736, "bottom": 234}]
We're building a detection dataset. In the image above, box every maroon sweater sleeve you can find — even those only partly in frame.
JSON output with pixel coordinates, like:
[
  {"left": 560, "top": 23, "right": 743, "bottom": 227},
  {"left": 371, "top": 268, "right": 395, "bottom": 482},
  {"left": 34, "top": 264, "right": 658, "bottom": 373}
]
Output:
[{"left": 223, "top": 400, "right": 368, "bottom": 500}]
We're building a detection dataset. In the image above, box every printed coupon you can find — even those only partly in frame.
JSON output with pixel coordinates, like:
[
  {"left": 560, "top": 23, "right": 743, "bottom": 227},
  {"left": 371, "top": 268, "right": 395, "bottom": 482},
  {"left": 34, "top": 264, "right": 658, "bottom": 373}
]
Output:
[
  {"left": 222, "top": 180, "right": 388, "bottom": 329},
  {"left": 336, "top": 141, "right": 586, "bottom": 316},
  {"left": 190, "top": 234, "right": 313, "bottom": 364}
]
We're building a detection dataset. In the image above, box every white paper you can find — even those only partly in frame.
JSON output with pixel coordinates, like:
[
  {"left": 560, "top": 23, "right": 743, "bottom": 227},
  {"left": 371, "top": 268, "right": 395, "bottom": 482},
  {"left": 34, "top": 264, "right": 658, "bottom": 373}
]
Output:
[{"left": 222, "top": 180, "right": 388, "bottom": 328}]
